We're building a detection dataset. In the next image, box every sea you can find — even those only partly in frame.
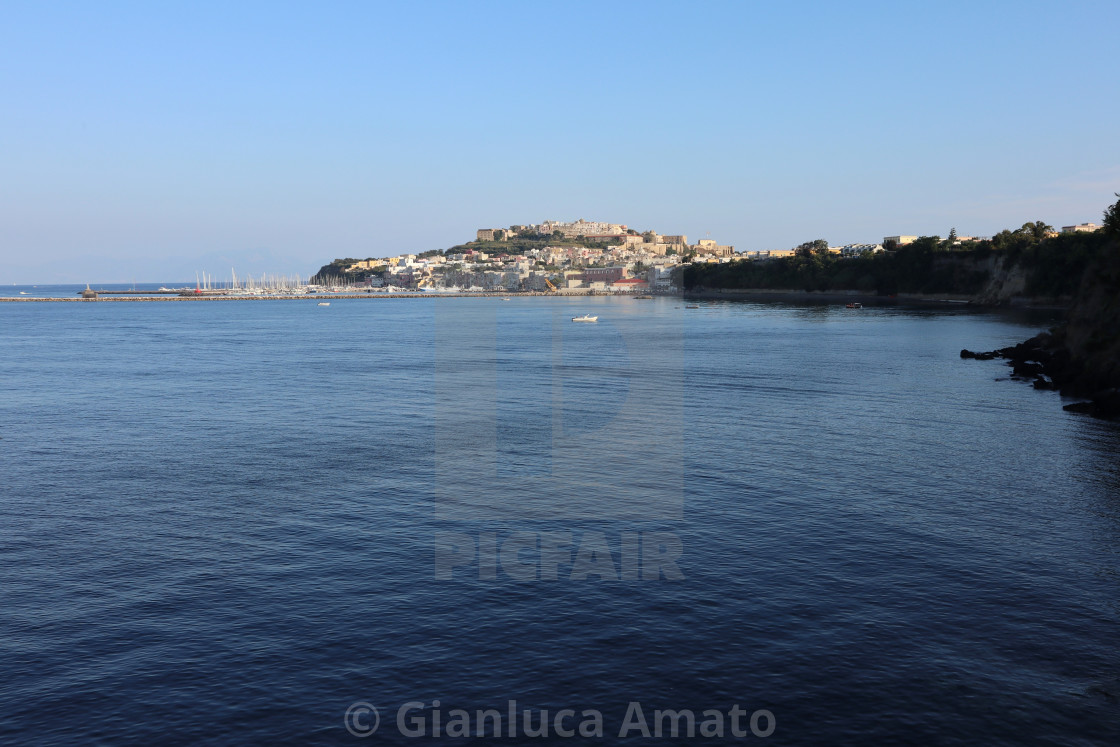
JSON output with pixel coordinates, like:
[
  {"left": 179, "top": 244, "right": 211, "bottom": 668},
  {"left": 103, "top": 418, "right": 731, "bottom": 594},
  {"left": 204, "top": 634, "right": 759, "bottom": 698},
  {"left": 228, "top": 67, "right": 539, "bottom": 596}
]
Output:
[{"left": 2, "top": 287, "right": 1119, "bottom": 745}]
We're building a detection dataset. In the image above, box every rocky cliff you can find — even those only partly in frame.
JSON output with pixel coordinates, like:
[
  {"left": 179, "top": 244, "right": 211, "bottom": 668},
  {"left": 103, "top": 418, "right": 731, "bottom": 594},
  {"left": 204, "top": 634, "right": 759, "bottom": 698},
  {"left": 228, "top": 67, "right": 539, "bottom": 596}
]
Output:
[
  {"left": 962, "top": 233, "right": 1120, "bottom": 418},
  {"left": 972, "top": 255, "right": 1033, "bottom": 305}
]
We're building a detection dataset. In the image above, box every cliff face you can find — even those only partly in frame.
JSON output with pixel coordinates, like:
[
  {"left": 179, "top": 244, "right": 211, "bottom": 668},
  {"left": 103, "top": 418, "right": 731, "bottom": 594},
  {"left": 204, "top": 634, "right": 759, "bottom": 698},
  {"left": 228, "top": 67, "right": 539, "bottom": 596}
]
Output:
[
  {"left": 973, "top": 255, "right": 1030, "bottom": 304},
  {"left": 941, "top": 252, "right": 1076, "bottom": 305}
]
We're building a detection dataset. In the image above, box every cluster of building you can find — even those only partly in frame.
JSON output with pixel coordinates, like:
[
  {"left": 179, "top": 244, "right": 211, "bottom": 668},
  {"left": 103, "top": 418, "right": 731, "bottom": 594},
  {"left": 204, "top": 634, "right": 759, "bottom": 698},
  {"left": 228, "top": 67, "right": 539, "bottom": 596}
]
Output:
[
  {"left": 340, "top": 219, "right": 737, "bottom": 292},
  {"left": 354, "top": 243, "right": 683, "bottom": 292},
  {"left": 335, "top": 217, "right": 1108, "bottom": 292}
]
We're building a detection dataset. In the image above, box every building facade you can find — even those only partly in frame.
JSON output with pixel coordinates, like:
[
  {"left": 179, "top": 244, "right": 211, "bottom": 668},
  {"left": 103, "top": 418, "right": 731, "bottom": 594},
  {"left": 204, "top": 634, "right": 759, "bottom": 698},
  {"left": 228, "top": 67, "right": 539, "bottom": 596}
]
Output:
[{"left": 1061, "top": 223, "right": 1101, "bottom": 234}]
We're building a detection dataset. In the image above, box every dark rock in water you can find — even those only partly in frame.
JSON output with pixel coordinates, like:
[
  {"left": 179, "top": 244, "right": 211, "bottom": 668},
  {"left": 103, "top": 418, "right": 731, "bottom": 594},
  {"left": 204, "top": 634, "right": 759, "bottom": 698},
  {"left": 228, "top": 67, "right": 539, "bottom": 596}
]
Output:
[
  {"left": 1012, "top": 358, "right": 1043, "bottom": 376},
  {"left": 1012, "top": 361, "right": 1045, "bottom": 377},
  {"left": 962, "top": 332, "right": 1092, "bottom": 398},
  {"left": 1061, "top": 390, "right": 1120, "bottom": 419}
]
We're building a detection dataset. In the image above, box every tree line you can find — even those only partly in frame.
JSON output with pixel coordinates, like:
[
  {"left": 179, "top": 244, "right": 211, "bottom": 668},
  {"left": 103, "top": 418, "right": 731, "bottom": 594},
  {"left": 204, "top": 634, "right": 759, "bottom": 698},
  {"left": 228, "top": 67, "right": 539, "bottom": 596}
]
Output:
[{"left": 684, "top": 195, "right": 1120, "bottom": 298}]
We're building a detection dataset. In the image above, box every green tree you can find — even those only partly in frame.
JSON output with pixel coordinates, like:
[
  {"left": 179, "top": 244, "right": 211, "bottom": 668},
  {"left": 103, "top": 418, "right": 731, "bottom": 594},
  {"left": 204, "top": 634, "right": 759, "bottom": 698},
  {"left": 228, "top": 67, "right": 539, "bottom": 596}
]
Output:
[
  {"left": 795, "top": 239, "right": 829, "bottom": 258},
  {"left": 1103, "top": 193, "right": 1120, "bottom": 237},
  {"left": 1020, "top": 221, "right": 1054, "bottom": 241},
  {"left": 948, "top": 227, "right": 958, "bottom": 242},
  {"left": 908, "top": 236, "right": 943, "bottom": 253}
]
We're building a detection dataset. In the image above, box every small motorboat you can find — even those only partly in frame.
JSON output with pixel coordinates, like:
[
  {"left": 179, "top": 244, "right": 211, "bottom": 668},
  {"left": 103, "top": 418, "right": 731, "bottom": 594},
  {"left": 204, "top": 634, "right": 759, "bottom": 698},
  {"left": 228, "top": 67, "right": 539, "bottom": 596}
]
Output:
[
  {"left": 571, "top": 315, "right": 598, "bottom": 323},
  {"left": 685, "top": 305, "right": 699, "bottom": 309},
  {"left": 317, "top": 302, "right": 331, "bottom": 307},
  {"left": 845, "top": 302, "right": 862, "bottom": 309}
]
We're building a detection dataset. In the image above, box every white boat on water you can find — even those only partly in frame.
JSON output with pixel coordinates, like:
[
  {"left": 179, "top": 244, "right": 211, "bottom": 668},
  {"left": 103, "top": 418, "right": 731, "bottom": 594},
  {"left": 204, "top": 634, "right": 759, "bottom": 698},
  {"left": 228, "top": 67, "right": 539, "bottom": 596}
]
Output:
[
  {"left": 317, "top": 302, "right": 331, "bottom": 307},
  {"left": 572, "top": 315, "right": 598, "bottom": 323}
]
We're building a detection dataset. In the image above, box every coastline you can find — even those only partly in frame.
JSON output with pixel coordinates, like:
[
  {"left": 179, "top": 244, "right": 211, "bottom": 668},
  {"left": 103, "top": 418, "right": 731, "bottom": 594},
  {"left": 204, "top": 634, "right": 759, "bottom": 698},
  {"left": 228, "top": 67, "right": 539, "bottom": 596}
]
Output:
[
  {"left": 684, "top": 287, "right": 1071, "bottom": 309},
  {"left": 0, "top": 291, "right": 612, "bottom": 302},
  {"left": 0, "top": 287, "right": 1070, "bottom": 308}
]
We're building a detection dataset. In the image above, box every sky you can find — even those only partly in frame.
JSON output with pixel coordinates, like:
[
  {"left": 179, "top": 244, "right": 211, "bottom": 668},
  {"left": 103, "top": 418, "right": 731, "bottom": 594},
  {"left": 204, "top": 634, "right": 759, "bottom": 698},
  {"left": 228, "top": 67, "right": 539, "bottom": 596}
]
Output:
[{"left": 1, "top": 0, "right": 1118, "bottom": 283}]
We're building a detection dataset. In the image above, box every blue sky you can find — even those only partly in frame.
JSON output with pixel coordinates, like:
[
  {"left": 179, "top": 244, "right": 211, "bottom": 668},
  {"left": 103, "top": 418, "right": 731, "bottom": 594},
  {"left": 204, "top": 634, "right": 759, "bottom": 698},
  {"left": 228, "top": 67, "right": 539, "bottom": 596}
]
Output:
[{"left": 2, "top": 0, "right": 1118, "bottom": 282}]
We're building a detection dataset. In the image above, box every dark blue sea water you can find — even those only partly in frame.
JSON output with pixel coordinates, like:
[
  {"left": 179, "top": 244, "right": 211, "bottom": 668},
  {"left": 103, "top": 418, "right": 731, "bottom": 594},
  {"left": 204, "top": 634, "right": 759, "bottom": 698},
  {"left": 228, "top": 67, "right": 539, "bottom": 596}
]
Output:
[{"left": 2, "top": 296, "right": 1119, "bottom": 745}]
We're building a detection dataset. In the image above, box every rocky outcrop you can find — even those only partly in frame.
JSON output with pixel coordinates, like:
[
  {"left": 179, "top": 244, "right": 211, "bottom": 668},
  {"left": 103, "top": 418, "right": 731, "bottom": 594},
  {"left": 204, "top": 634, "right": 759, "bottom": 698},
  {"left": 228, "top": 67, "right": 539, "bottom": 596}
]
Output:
[
  {"left": 962, "top": 234, "right": 1120, "bottom": 419},
  {"left": 961, "top": 335, "right": 1119, "bottom": 418}
]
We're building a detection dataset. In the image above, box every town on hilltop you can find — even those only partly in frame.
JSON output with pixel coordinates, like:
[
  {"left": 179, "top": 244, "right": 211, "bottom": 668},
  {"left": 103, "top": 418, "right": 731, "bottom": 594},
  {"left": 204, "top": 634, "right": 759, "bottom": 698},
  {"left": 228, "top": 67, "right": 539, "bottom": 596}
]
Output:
[
  {"left": 314, "top": 217, "right": 1107, "bottom": 293},
  {"left": 320, "top": 218, "right": 729, "bottom": 292}
]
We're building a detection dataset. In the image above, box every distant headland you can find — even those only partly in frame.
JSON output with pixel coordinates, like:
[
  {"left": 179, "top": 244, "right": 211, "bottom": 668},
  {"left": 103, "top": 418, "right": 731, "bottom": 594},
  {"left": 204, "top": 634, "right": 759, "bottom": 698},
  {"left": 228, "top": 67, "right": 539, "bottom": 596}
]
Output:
[{"left": 309, "top": 218, "right": 732, "bottom": 293}]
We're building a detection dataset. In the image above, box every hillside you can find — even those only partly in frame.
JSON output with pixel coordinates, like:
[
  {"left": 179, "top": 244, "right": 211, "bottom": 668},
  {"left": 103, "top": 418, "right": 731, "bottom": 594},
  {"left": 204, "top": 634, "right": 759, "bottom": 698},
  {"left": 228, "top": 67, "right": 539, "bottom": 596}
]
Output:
[{"left": 309, "top": 233, "right": 620, "bottom": 283}]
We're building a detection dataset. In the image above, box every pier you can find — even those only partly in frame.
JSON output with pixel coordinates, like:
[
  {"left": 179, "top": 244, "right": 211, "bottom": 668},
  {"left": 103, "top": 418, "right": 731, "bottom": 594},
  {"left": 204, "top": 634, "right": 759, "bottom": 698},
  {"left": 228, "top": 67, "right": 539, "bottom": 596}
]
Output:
[{"left": 82, "top": 289, "right": 189, "bottom": 295}]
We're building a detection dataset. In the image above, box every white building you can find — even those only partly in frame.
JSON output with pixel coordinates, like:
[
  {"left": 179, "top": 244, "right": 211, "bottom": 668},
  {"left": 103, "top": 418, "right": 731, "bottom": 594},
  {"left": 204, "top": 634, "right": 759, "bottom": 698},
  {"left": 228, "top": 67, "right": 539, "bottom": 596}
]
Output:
[
  {"left": 1061, "top": 223, "right": 1101, "bottom": 234},
  {"left": 647, "top": 266, "right": 675, "bottom": 289}
]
